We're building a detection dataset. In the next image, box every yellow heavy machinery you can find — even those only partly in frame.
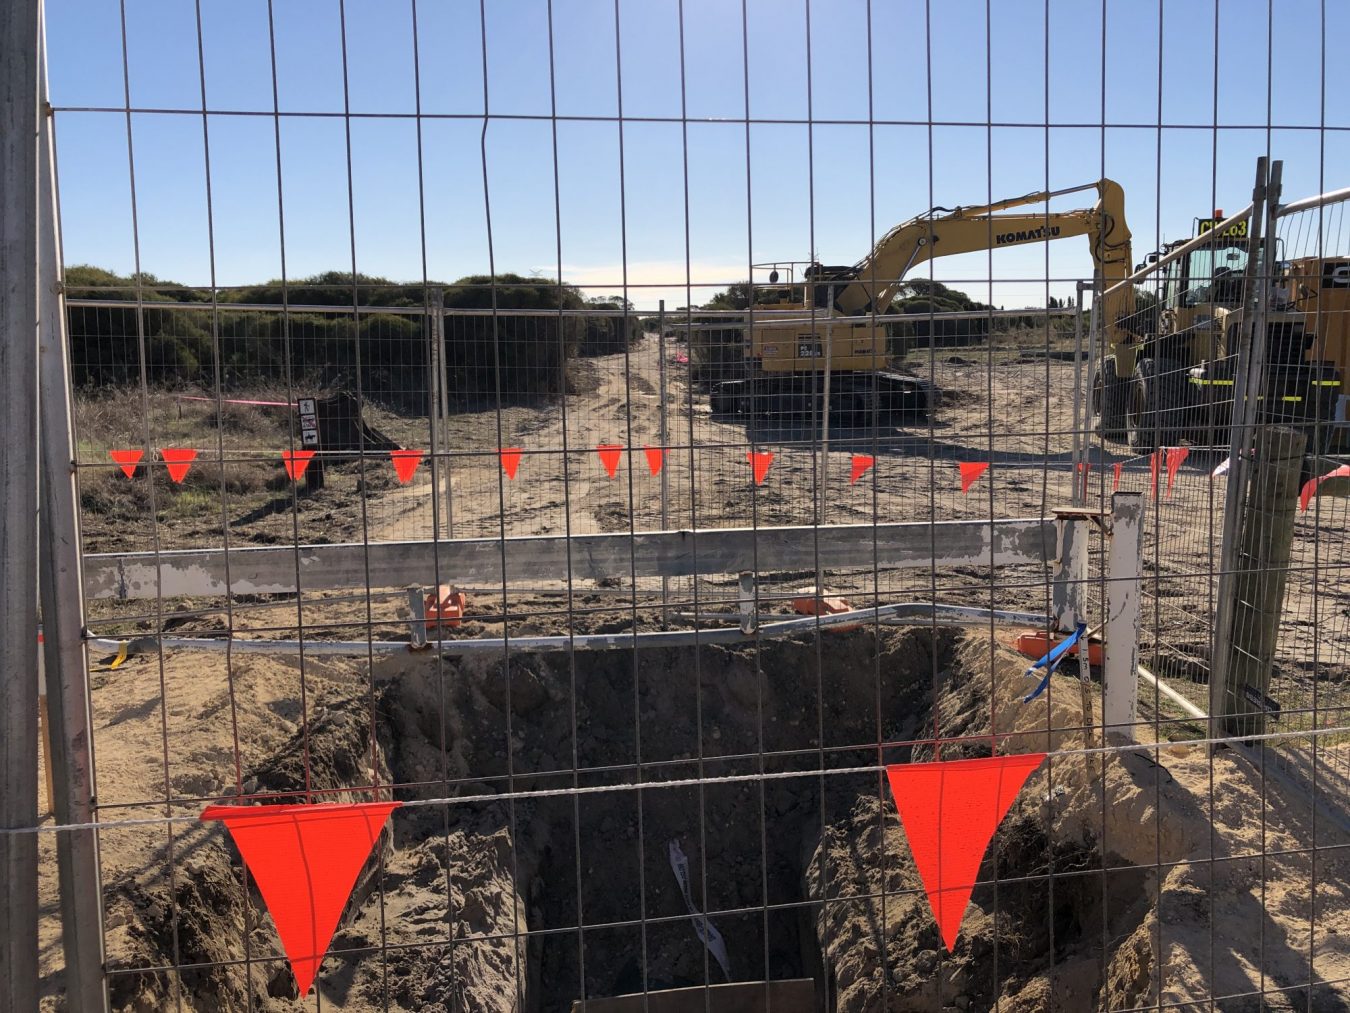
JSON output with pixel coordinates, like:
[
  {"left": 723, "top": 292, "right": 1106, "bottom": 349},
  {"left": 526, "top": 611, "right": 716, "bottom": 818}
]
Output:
[
  {"left": 1102, "top": 217, "right": 1343, "bottom": 452},
  {"left": 708, "top": 179, "right": 1138, "bottom": 425},
  {"left": 1288, "top": 255, "right": 1350, "bottom": 448},
  {"left": 705, "top": 177, "right": 1343, "bottom": 452}
]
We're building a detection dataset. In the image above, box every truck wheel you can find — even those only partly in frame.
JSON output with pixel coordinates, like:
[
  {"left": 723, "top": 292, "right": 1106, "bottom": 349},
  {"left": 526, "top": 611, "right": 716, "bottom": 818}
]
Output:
[
  {"left": 1094, "top": 358, "right": 1128, "bottom": 440},
  {"left": 1126, "top": 357, "right": 1185, "bottom": 453}
]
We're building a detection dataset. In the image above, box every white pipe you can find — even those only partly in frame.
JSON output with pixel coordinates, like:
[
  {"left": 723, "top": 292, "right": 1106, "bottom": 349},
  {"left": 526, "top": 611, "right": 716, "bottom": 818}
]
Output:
[
  {"left": 675, "top": 604, "right": 1053, "bottom": 628},
  {"left": 87, "top": 603, "right": 1056, "bottom": 660},
  {"left": 1137, "top": 662, "right": 1207, "bottom": 720}
]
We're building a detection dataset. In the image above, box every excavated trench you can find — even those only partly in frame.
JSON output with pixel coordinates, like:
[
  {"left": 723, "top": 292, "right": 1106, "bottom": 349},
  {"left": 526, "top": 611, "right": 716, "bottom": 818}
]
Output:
[
  {"left": 104, "top": 628, "right": 1156, "bottom": 1012},
  {"left": 374, "top": 627, "right": 1143, "bottom": 1011},
  {"left": 379, "top": 630, "right": 944, "bottom": 1009}
]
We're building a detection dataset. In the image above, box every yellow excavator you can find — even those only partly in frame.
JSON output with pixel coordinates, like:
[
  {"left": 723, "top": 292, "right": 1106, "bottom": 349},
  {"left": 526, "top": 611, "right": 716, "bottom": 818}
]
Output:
[
  {"left": 706, "top": 178, "right": 1343, "bottom": 454},
  {"left": 707, "top": 179, "right": 1138, "bottom": 424}
]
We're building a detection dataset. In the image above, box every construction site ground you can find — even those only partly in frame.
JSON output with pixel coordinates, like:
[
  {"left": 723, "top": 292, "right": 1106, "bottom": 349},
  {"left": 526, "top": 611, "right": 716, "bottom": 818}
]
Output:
[{"left": 51, "top": 333, "right": 1350, "bottom": 1010}]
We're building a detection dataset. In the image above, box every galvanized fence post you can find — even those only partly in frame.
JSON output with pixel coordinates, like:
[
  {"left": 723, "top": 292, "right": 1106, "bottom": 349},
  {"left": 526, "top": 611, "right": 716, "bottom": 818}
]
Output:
[
  {"left": 429, "top": 286, "right": 453, "bottom": 540},
  {"left": 37, "top": 37, "right": 109, "bottom": 1006},
  {"left": 1211, "top": 157, "right": 1278, "bottom": 736},
  {"left": 0, "top": 0, "right": 42, "bottom": 1008},
  {"left": 1216, "top": 425, "right": 1306, "bottom": 737},
  {"left": 657, "top": 300, "right": 669, "bottom": 623},
  {"left": 1104, "top": 492, "right": 1144, "bottom": 742}
]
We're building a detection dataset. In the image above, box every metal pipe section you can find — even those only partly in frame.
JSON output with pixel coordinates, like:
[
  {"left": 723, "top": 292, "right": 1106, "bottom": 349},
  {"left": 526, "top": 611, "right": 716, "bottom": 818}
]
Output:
[
  {"left": 88, "top": 603, "right": 1055, "bottom": 659},
  {"left": 657, "top": 300, "right": 669, "bottom": 623},
  {"left": 60, "top": 298, "right": 1078, "bottom": 338},
  {"left": 1070, "top": 285, "right": 1085, "bottom": 504},
  {"left": 667, "top": 306, "right": 1078, "bottom": 332},
  {"left": 1273, "top": 186, "right": 1350, "bottom": 218}
]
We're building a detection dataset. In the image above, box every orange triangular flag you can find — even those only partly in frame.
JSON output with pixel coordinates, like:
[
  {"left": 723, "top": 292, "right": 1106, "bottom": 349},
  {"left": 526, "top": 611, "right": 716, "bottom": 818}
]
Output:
[
  {"left": 202, "top": 802, "right": 401, "bottom": 996},
  {"left": 1164, "top": 446, "right": 1189, "bottom": 496},
  {"left": 282, "top": 449, "right": 315, "bottom": 481},
  {"left": 849, "top": 454, "right": 875, "bottom": 484},
  {"left": 109, "top": 449, "right": 144, "bottom": 478},
  {"left": 747, "top": 450, "right": 774, "bottom": 485},
  {"left": 597, "top": 444, "right": 624, "bottom": 479},
  {"left": 1112, "top": 461, "right": 1123, "bottom": 492},
  {"left": 1075, "top": 460, "right": 1090, "bottom": 498},
  {"left": 500, "top": 447, "right": 522, "bottom": 480},
  {"left": 887, "top": 753, "right": 1046, "bottom": 952},
  {"left": 958, "top": 461, "right": 989, "bottom": 494},
  {"left": 390, "top": 449, "right": 423, "bottom": 484},
  {"left": 1149, "top": 450, "right": 1162, "bottom": 498},
  {"left": 160, "top": 448, "right": 198, "bottom": 483},
  {"left": 643, "top": 446, "right": 665, "bottom": 476}
]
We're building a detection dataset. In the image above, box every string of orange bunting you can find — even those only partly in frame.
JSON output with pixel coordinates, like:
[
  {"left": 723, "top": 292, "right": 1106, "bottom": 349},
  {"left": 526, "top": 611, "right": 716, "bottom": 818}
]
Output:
[
  {"left": 200, "top": 751, "right": 1047, "bottom": 996},
  {"left": 107, "top": 445, "right": 983, "bottom": 490},
  {"left": 116, "top": 443, "right": 1320, "bottom": 511},
  {"left": 107, "top": 444, "right": 1247, "bottom": 500}
]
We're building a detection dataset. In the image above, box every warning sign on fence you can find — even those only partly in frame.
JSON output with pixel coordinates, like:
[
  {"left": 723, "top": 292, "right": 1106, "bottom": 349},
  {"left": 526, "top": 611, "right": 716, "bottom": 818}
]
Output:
[{"left": 298, "top": 397, "right": 320, "bottom": 448}]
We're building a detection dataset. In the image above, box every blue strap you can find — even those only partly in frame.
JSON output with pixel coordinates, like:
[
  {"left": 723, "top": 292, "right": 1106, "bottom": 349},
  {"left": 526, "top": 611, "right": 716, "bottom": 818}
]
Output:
[{"left": 1023, "top": 622, "right": 1088, "bottom": 703}]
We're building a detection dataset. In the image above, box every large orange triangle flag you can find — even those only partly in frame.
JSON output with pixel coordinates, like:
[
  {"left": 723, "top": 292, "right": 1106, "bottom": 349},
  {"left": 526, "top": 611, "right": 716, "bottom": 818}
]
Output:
[
  {"left": 202, "top": 802, "right": 401, "bottom": 996},
  {"left": 500, "top": 447, "right": 522, "bottom": 480},
  {"left": 390, "top": 449, "right": 423, "bottom": 484},
  {"left": 109, "top": 449, "right": 144, "bottom": 478},
  {"left": 748, "top": 450, "right": 774, "bottom": 485},
  {"left": 282, "top": 449, "right": 315, "bottom": 481},
  {"left": 849, "top": 454, "right": 875, "bottom": 485},
  {"left": 643, "top": 446, "right": 665, "bottom": 476},
  {"left": 886, "top": 753, "right": 1046, "bottom": 952},
  {"left": 958, "top": 461, "right": 989, "bottom": 494},
  {"left": 597, "top": 444, "right": 624, "bottom": 478},
  {"left": 160, "top": 448, "right": 198, "bottom": 483}
]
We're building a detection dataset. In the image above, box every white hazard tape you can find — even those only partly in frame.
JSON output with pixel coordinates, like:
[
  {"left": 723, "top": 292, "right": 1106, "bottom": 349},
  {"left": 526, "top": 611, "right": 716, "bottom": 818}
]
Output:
[{"left": 667, "top": 839, "right": 731, "bottom": 980}]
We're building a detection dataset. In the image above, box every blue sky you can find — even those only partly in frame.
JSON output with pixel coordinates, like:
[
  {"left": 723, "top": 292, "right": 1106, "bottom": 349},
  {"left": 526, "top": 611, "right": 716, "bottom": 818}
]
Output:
[{"left": 46, "top": 0, "right": 1350, "bottom": 310}]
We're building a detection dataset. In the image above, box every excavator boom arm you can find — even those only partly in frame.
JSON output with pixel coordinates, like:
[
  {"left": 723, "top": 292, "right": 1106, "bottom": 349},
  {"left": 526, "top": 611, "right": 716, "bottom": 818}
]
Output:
[{"left": 825, "top": 179, "right": 1135, "bottom": 363}]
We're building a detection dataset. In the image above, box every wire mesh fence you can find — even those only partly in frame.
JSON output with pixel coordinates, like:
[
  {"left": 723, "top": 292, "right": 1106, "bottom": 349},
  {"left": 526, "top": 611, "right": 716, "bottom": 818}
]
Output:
[{"left": 6, "top": 1, "right": 1350, "bottom": 1012}]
